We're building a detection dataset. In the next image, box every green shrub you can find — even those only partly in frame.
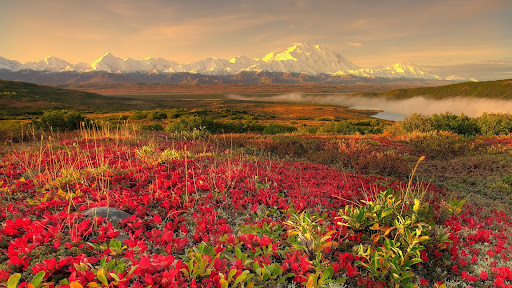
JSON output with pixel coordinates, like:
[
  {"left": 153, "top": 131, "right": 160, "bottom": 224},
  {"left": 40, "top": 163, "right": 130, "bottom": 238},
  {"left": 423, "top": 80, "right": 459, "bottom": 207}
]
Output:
[
  {"left": 338, "top": 160, "right": 452, "bottom": 287},
  {"left": 167, "top": 115, "right": 210, "bottom": 132},
  {"left": 261, "top": 123, "right": 297, "bottom": 135},
  {"left": 317, "top": 120, "right": 385, "bottom": 135},
  {"left": 318, "top": 121, "right": 359, "bottom": 134},
  {"left": 397, "top": 112, "right": 512, "bottom": 136},
  {"left": 408, "top": 132, "right": 471, "bottom": 159},
  {"left": 429, "top": 113, "right": 479, "bottom": 136},
  {"left": 166, "top": 115, "right": 264, "bottom": 134},
  {"left": 128, "top": 111, "right": 148, "bottom": 120},
  {"left": 167, "top": 109, "right": 184, "bottom": 119},
  {"left": 147, "top": 111, "right": 168, "bottom": 121},
  {"left": 140, "top": 123, "right": 164, "bottom": 131},
  {"left": 397, "top": 113, "right": 432, "bottom": 133},
  {"left": 477, "top": 113, "right": 512, "bottom": 135},
  {"left": 314, "top": 117, "right": 333, "bottom": 121},
  {"left": 35, "top": 110, "right": 88, "bottom": 131}
]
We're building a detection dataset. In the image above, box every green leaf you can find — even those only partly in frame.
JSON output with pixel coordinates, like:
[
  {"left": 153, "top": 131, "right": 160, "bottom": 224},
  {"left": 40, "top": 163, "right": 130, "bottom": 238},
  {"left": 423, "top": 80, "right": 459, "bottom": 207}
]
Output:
[
  {"left": 253, "top": 262, "right": 260, "bottom": 272},
  {"left": 235, "top": 247, "right": 242, "bottom": 259},
  {"left": 128, "top": 265, "right": 138, "bottom": 275},
  {"left": 31, "top": 271, "right": 45, "bottom": 288},
  {"left": 228, "top": 268, "right": 237, "bottom": 282},
  {"left": 97, "top": 269, "right": 108, "bottom": 285},
  {"left": 7, "top": 273, "right": 21, "bottom": 288},
  {"left": 109, "top": 273, "right": 120, "bottom": 282},
  {"left": 403, "top": 258, "right": 422, "bottom": 268},
  {"left": 271, "top": 264, "right": 282, "bottom": 277},
  {"left": 234, "top": 270, "right": 250, "bottom": 286},
  {"left": 279, "top": 273, "right": 296, "bottom": 283},
  {"left": 321, "top": 265, "right": 334, "bottom": 281},
  {"left": 262, "top": 271, "right": 270, "bottom": 282}
]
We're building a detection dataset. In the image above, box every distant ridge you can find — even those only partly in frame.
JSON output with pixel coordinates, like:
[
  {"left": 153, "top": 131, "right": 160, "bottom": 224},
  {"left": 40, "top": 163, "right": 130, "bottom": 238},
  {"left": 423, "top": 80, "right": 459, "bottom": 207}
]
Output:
[
  {"left": 0, "top": 69, "right": 452, "bottom": 85},
  {"left": 0, "top": 42, "right": 463, "bottom": 81},
  {"left": 362, "top": 78, "right": 512, "bottom": 100}
]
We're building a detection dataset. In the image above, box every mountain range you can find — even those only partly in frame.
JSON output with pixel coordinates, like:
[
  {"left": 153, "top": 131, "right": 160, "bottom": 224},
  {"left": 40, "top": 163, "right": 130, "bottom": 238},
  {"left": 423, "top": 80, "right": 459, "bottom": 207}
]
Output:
[{"left": 0, "top": 42, "right": 476, "bottom": 82}]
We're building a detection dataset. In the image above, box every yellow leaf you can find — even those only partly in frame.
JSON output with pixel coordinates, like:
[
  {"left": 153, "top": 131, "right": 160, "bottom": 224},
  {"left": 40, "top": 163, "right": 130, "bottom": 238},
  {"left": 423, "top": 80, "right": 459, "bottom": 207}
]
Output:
[
  {"left": 371, "top": 233, "right": 380, "bottom": 245},
  {"left": 370, "top": 223, "right": 380, "bottom": 230},
  {"left": 96, "top": 269, "right": 108, "bottom": 285},
  {"left": 70, "top": 281, "right": 84, "bottom": 288},
  {"left": 316, "top": 241, "right": 338, "bottom": 253},
  {"left": 413, "top": 199, "right": 420, "bottom": 213},
  {"left": 306, "top": 275, "right": 314, "bottom": 288},
  {"left": 57, "top": 189, "right": 66, "bottom": 198},
  {"left": 87, "top": 282, "right": 101, "bottom": 288},
  {"left": 383, "top": 226, "right": 396, "bottom": 236},
  {"left": 418, "top": 236, "right": 430, "bottom": 242}
]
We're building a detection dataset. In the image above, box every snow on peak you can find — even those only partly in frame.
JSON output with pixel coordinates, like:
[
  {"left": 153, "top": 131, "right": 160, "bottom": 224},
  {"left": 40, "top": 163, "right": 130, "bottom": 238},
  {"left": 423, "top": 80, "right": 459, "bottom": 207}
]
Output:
[
  {"left": 445, "top": 74, "right": 465, "bottom": 81},
  {"left": 0, "top": 56, "right": 22, "bottom": 70},
  {"left": 251, "top": 42, "right": 358, "bottom": 74},
  {"left": 341, "top": 62, "right": 441, "bottom": 80},
  {"left": 0, "top": 43, "right": 465, "bottom": 80},
  {"left": 90, "top": 53, "right": 178, "bottom": 73},
  {"left": 20, "top": 56, "right": 72, "bottom": 72}
]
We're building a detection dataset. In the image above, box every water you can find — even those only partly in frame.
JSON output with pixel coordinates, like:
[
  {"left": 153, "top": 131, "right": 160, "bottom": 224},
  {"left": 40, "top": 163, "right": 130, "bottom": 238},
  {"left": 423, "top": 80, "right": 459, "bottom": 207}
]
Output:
[{"left": 372, "top": 111, "right": 406, "bottom": 121}]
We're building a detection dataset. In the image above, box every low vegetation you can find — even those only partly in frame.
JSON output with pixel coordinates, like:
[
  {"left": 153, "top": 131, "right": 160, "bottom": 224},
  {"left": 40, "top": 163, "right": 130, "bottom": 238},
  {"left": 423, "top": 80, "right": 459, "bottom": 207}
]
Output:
[
  {"left": 0, "top": 117, "right": 511, "bottom": 287},
  {"left": 392, "top": 112, "right": 512, "bottom": 136},
  {"left": 1, "top": 80, "right": 512, "bottom": 287}
]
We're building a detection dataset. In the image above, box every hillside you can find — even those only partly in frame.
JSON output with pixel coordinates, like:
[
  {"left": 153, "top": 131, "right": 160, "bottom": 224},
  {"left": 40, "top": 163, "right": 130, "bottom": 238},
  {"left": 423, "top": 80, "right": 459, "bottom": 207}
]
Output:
[
  {"left": 0, "top": 80, "right": 158, "bottom": 117},
  {"left": 367, "top": 78, "right": 512, "bottom": 100}
]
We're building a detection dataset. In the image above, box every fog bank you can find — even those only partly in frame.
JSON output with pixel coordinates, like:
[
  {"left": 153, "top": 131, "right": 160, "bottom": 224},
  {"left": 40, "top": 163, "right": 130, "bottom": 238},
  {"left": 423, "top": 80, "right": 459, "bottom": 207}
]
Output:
[{"left": 227, "top": 93, "right": 512, "bottom": 119}]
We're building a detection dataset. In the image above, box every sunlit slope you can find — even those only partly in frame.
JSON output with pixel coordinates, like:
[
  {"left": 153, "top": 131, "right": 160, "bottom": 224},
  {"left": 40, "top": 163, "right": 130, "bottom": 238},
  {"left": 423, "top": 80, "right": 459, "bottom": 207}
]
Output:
[
  {"left": 366, "top": 78, "right": 512, "bottom": 100},
  {"left": 0, "top": 80, "right": 146, "bottom": 117}
]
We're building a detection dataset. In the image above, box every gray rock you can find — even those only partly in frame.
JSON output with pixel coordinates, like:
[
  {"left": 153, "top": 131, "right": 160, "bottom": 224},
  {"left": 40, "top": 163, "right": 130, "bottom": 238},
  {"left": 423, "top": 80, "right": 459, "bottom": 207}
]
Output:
[{"left": 82, "top": 207, "right": 132, "bottom": 223}]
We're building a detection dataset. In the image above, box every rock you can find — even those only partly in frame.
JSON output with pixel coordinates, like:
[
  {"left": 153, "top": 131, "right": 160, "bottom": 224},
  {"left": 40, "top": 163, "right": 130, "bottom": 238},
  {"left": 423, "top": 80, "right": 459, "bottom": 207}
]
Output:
[{"left": 82, "top": 207, "right": 132, "bottom": 223}]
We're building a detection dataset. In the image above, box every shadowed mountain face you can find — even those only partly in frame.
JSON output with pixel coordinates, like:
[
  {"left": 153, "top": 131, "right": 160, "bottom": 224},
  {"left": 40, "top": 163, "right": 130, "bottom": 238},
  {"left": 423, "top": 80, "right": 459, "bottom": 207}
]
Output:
[{"left": 0, "top": 69, "right": 452, "bottom": 86}]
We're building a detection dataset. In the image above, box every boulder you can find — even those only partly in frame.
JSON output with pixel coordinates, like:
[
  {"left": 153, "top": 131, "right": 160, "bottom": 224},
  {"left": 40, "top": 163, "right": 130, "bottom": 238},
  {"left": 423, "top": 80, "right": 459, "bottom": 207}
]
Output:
[{"left": 82, "top": 207, "right": 132, "bottom": 223}]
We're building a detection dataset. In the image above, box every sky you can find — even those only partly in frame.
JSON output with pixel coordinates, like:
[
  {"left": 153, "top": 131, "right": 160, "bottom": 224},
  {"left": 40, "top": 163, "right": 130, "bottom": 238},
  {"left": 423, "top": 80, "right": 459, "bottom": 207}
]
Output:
[{"left": 1, "top": 0, "right": 512, "bottom": 76}]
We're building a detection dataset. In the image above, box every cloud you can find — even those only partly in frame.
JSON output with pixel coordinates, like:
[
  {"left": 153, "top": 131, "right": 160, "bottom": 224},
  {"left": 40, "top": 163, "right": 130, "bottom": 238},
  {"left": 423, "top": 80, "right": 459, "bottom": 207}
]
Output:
[{"left": 347, "top": 42, "right": 363, "bottom": 47}]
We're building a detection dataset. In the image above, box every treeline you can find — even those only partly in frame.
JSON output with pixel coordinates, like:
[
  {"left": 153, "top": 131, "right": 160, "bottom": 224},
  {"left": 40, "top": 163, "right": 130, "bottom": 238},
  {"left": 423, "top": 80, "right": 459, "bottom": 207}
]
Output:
[{"left": 394, "top": 112, "right": 512, "bottom": 136}]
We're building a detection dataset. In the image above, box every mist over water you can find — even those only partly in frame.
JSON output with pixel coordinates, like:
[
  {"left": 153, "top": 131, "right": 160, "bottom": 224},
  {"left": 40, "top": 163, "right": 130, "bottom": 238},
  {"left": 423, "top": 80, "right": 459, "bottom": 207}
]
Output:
[{"left": 227, "top": 93, "right": 512, "bottom": 120}]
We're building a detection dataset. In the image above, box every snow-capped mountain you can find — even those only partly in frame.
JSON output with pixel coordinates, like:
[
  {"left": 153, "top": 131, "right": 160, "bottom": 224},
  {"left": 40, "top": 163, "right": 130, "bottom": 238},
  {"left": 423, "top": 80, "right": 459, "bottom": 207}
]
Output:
[
  {"left": 335, "top": 63, "right": 442, "bottom": 80},
  {"left": 0, "top": 42, "right": 462, "bottom": 81},
  {"left": 22, "top": 56, "right": 73, "bottom": 72},
  {"left": 229, "top": 56, "right": 260, "bottom": 71},
  {"left": 169, "top": 57, "right": 234, "bottom": 75},
  {"left": 245, "top": 42, "right": 359, "bottom": 74},
  {"left": 90, "top": 52, "right": 178, "bottom": 73},
  {"left": 0, "top": 56, "right": 22, "bottom": 71}
]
